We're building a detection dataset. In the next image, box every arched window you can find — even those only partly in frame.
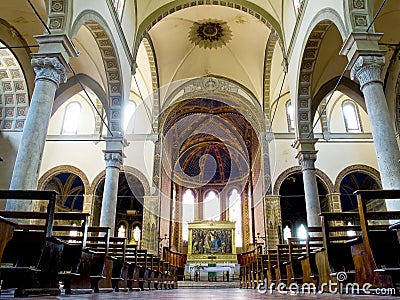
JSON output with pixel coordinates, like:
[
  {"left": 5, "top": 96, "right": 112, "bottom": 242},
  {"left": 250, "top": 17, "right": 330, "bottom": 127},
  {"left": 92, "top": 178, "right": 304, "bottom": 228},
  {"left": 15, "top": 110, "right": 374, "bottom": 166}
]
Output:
[
  {"left": 113, "top": 0, "right": 125, "bottom": 19},
  {"left": 229, "top": 189, "right": 242, "bottom": 247},
  {"left": 297, "top": 224, "right": 308, "bottom": 241},
  {"left": 283, "top": 225, "right": 292, "bottom": 243},
  {"left": 204, "top": 191, "right": 220, "bottom": 221},
  {"left": 342, "top": 100, "right": 361, "bottom": 132},
  {"left": 118, "top": 224, "right": 126, "bottom": 238},
  {"left": 133, "top": 225, "right": 141, "bottom": 244},
  {"left": 123, "top": 101, "right": 136, "bottom": 131},
  {"left": 182, "top": 189, "right": 195, "bottom": 242},
  {"left": 286, "top": 100, "right": 295, "bottom": 132},
  {"left": 62, "top": 102, "right": 81, "bottom": 134}
]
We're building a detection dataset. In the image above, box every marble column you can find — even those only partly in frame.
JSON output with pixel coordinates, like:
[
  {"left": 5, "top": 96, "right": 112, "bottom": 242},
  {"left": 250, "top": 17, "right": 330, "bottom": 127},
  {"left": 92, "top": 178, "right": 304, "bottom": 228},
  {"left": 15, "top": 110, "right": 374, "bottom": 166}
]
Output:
[
  {"left": 99, "top": 151, "right": 123, "bottom": 234},
  {"left": 351, "top": 55, "right": 400, "bottom": 210},
  {"left": 295, "top": 139, "right": 321, "bottom": 228},
  {"left": 7, "top": 57, "right": 66, "bottom": 211},
  {"left": 7, "top": 34, "right": 76, "bottom": 211}
]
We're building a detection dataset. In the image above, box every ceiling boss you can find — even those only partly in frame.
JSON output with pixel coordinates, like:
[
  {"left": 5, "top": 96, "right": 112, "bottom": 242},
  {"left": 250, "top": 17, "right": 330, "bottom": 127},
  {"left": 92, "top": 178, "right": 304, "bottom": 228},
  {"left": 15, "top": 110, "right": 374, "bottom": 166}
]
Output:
[{"left": 189, "top": 19, "right": 232, "bottom": 49}]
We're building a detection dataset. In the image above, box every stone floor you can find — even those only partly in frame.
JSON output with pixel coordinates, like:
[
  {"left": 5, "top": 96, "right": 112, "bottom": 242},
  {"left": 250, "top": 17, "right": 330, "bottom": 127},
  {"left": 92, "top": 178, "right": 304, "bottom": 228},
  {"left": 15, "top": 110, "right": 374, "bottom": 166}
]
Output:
[{"left": 1, "top": 288, "right": 399, "bottom": 299}]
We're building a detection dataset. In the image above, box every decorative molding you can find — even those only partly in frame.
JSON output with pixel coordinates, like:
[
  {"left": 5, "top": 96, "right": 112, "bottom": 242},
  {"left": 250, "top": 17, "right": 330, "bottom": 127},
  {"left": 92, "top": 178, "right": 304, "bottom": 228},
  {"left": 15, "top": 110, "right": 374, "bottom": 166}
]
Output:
[
  {"left": 134, "top": 0, "right": 284, "bottom": 63},
  {"left": 31, "top": 57, "right": 67, "bottom": 86},
  {"left": 350, "top": 55, "right": 385, "bottom": 91},
  {"left": 104, "top": 151, "right": 123, "bottom": 169},
  {"left": 70, "top": 11, "right": 124, "bottom": 134},
  {"left": 0, "top": 41, "right": 29, "bottom": 131},
  {"left": 263, "top": 31, "right": 279, "bottom": 122},
  {"left": 188, "top": 19, "right": 232, "bottom": 49},
  {"left": 297, "top": 20, "right": 332, "bottom": 138}
]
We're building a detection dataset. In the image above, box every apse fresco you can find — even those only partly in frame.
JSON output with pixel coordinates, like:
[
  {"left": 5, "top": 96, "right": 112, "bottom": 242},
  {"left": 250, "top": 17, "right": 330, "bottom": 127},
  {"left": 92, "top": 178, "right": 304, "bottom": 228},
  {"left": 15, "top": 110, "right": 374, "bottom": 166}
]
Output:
[{"left": 191, "top": 228, "right": 232, "bottom": 254}]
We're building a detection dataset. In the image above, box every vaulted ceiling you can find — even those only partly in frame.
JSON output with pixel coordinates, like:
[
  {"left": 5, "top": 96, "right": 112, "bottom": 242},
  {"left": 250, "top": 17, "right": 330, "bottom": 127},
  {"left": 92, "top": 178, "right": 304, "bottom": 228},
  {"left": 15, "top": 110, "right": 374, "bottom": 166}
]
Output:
[{"left": 162, "top": 98, "right": 258, "bottom": 186}]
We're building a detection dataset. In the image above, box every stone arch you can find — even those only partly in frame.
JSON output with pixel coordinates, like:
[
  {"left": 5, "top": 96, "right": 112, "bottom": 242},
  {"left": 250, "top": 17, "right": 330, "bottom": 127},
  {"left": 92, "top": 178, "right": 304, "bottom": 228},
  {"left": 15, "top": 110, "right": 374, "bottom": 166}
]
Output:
[
  {"left": 54, "top": 74, "right": 108, "bottom": 118},
  {"left": 141, "top": 36, "right": 160, "bottom": 131},
  {"left": 273, "top": 166, "right": 334, "bottom": 196},
  {"left": 296, "top": 9, "right": 348, "bottom": 138},
  {"left": 70, "top": 10, "right": 124, "bottom": 133},
  {"left": 122, "top": 166, "right": 151, "bottom": 197},
  {"left": 134, "top": 0, "right": 284, "bottom": 60},
  {"left": 160, "top": 76, "right": 266, "bottom": 135},
  {"left": 38, "top": 165, "right": 90, "bottom": 193},
  {"left": 263, "top": 31, "right": 280, "bottom": 123},
  {"left": 90, "top": 166, "right": 151, "bottom": 197},
  {"left": 312, "top": 76, "right": 365, "bottom": 116},
  {"left": 37, "top": 165, "right": 90, "bottom": 213},
  {"left": 334, "top": 164, "right": 382, "bottom": 193}
]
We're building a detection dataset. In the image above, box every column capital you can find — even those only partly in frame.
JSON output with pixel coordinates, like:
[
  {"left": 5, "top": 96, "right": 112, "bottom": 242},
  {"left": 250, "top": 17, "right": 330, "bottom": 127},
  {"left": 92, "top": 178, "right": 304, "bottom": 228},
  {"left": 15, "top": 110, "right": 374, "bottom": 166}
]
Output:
[
  {"left": 296, "top": 150, "right": 318, "bottom": 171},
  {"left": 104, "top": 151, "right": 123, "bottom": 169},
  {"left": 31, "top": 57, "right": 67, "bottom": 86},
  {"left": 350, "top": 55, "right": 385, "bottom": 90}
]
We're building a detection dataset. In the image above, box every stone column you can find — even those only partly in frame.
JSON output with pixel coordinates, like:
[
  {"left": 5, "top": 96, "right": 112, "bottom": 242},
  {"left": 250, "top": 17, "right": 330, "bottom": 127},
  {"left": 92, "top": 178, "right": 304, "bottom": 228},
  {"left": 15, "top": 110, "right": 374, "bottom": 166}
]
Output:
[
  {"left": 100, "top": 151, "right": 123, "bottom": 234},
  {"left": 351, "top": 56, "right": 400, "bottom": 210},
  {"left": 7, "top": 34, "right": 76, "bottom": 211},
  {"left": 295, "top": 139, "right": 321, "bottom": 228},
  {"left": 340, "top": 33, "right": 400, "bottom": 211}
]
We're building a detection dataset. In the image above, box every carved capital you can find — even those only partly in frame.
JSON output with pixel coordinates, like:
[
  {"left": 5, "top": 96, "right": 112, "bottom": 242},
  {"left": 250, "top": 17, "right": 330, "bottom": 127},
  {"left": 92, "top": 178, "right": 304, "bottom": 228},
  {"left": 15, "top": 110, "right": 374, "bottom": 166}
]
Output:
[
  {"left": 31, "top": 57, "right": 67, "bottom": 86},
  {"left": 350, "top": 55, "right": 385, "bottom": 91},
  {"left": 104, "top": 152, "right": 123, "bottom": 169},
  {"left": 297, "top": 151, "right": 318, "bottom": 171}
]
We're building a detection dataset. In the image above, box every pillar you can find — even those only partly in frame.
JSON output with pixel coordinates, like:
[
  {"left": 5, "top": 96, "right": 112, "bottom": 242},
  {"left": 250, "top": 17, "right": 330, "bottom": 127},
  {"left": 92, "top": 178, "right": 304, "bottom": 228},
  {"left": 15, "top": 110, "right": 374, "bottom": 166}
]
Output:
[
  {"left": 294, "top": 139, "right": 322, "bottom": 228},
  {"left": 341, "top": 32, "right": 400, "bottom": 210},
  {"left": 264, "top": 195, "right": 281, "bottom": 249},
  {"left": 99, "top": 136, "right": 127, "bottom": 234},
  {"left": 142, "top": 195, "right": 159, "bottom": 253},
  {"left": 7, "top": 34, "right": 76, "bottom": 211},
  {"left": 351, "top": 56, "right": 400, "bottom": 210}
]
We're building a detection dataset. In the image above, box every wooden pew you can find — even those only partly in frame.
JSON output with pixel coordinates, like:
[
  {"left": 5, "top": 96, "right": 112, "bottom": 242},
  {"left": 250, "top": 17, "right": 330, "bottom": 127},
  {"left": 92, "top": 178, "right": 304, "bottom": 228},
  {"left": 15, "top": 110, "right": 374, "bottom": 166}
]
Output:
[
  {"left": 51, "top": 212, "right": 91, "bottom": 294},
  {"left": 108, "top": 237, "right": 128, "bottom": 292},
  {"left": 125, "top": 244, "right": 141, "bottom": 291},
  {"left": 0, "top": 190, "right": 63, "bottom": 297},
  {"left": 84, "top": 226, "right": 115, "bottom": 293},
  {"left": 316, "top": 212, "right": 362, "bottom": 286},
  {"left": 0, "top": 216, "right": 16, "bottom": 263},
  {"left": 350, "top": 190, "right": 400, "bottom": 289},
  {"left": 295, "top": 228, "right": 324, "bottom": 286}
]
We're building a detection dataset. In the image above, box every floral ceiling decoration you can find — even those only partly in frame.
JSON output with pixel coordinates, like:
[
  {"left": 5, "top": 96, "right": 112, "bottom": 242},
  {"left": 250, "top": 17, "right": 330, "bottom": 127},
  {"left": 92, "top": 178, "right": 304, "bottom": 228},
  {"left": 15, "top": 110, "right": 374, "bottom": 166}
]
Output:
[{"left": 188, "top": 19, "right": 232, "bottom": 49}]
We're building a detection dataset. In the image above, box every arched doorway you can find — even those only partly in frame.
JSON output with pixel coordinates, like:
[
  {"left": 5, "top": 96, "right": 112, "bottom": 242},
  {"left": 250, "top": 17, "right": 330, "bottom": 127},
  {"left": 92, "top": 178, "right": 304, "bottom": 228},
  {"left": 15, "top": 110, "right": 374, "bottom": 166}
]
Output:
[
  {"left": 279, "top": 172, "right": 329, "bottom": 241},
  {"left": 41, "top": 172, "right": 85, "bottom": 213},
  {"left": 339, "top": 171, "right": 384, "bottom": 212},
  {"left": 94, "top": 172, "right": 145, "bottom": 243}
]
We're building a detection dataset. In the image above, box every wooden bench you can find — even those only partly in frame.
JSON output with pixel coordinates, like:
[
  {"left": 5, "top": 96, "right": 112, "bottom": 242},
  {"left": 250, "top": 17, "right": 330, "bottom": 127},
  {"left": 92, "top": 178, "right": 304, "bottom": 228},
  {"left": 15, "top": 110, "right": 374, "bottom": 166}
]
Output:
[
  {"left": 124, "top": 244, "right": 141, "bottom": 291},
  {"left": 316, "top": 212, "right": 362, "bottom": 286},
  {"left": 294, "top": 228, "right": 323, "bottom": 286},
  {"left": 0, "top": 216, "right": 16, "bottom": 263},
  {"left": 0, "top": 190, "right": 63, "bottom": 297},
  {"left": 350, "top": 190, "right": 400, "bottom": 288}
]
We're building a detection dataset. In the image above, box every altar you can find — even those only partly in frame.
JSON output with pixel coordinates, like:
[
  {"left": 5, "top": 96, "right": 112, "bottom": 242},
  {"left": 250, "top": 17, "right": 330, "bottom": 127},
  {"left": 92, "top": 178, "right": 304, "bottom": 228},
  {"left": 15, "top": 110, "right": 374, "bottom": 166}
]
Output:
[
  {"left": 186, "top": 220, "right": 238, "bottom": 263},
  {"left": 185, "top": 221, "right": 239, "bottom": 281}
]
